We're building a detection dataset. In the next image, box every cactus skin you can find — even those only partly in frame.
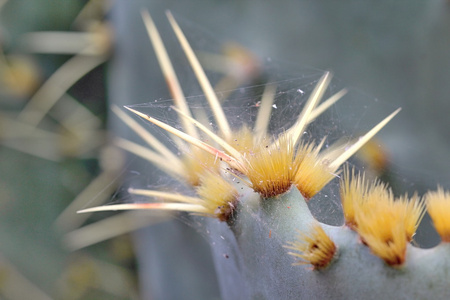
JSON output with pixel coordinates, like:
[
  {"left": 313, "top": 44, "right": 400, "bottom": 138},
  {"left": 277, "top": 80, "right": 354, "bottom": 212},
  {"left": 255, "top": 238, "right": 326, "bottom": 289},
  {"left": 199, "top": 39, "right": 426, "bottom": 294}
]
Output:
[{"left": 210, "top": 184, "right": 450, "bottom": 300}]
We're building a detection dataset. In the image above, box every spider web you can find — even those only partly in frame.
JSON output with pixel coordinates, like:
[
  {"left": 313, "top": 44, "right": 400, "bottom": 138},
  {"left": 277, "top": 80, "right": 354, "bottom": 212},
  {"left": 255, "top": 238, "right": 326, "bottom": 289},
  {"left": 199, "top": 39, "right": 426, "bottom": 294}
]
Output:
[{"left": 116, "top": 64, "right": 395, "bottom": 224}]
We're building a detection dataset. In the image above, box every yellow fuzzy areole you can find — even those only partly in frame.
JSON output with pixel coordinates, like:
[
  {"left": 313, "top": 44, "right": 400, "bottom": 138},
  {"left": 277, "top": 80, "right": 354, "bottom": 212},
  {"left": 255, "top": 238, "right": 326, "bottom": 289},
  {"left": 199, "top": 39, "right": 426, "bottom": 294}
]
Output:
[
  {"left": 245, "top": 134, "right": 299, "bottom": 198},
  {"left": 359, "top": 216, "right": 407, "bottom": 266},
  {"left": 196, "top": 171, "right": 239, "bottom": 221},
  {"left": 426, "top": 187, "right": 450, "bottom": 242},
  {"left": 285, "top": 223, "right": 337, "bottom": 270},
  {"left": 293, "top": 141, "right": 336, "bottom": 200},
  {"left": 343, "top": 170, "right": 425, "bottom": 266}
]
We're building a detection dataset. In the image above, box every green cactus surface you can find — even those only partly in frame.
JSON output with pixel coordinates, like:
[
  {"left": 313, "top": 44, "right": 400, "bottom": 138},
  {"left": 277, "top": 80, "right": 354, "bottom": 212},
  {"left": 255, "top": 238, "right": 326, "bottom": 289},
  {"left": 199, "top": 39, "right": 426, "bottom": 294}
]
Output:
[{"left": 214, "top": 184, "right": 450, "bottom": 299}]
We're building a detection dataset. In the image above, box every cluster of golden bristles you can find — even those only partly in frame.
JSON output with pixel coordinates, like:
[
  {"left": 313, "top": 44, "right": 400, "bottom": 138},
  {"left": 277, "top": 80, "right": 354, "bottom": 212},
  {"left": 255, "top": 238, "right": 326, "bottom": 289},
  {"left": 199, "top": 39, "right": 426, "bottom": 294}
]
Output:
[
  {"left": 340, "top": 168, "right": 424, "bottom": 266},
  {"left": 285, "top": 223, "right": 337, "bottom": 270},
  {"left": 286, "top": 168, "right": 450, "bottom": 269}
]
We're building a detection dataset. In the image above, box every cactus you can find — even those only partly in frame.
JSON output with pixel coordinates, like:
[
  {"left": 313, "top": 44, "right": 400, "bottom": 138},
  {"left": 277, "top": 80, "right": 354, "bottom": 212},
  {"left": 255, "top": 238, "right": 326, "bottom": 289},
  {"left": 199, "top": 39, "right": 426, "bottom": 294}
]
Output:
[{"left": 81, "top": 8, "right": 450, "bottom": 300}]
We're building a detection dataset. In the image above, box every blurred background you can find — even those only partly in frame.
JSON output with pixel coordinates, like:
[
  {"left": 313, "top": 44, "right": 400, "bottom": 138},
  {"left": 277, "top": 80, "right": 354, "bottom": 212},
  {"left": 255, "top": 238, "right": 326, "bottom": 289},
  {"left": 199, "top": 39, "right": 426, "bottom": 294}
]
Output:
[{"left": 1, "top": 0, "right": 450, "bottom": 299}]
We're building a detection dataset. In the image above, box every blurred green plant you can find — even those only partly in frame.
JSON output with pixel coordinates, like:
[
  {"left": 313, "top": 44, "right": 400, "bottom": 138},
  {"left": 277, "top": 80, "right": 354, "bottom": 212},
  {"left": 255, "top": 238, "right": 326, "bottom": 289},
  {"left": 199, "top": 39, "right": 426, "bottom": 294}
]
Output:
[{"left": 0, "top": 0, "right": 138, "bottom": 298}]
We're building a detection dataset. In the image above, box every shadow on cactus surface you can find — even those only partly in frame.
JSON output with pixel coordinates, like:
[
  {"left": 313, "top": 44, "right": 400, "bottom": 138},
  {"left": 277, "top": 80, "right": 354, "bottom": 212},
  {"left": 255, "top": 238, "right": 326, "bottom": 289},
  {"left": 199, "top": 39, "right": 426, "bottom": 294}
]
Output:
[{"left": 79, "top": 9, "right": 450, "bottom": 300}]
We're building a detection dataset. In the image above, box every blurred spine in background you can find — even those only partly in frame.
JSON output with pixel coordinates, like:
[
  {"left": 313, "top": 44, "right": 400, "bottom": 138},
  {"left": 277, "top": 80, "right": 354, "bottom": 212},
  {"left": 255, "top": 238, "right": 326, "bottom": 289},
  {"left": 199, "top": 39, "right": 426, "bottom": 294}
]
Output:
[{"left": 0, "top": 0, "right": 138, "bottom": 299}]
